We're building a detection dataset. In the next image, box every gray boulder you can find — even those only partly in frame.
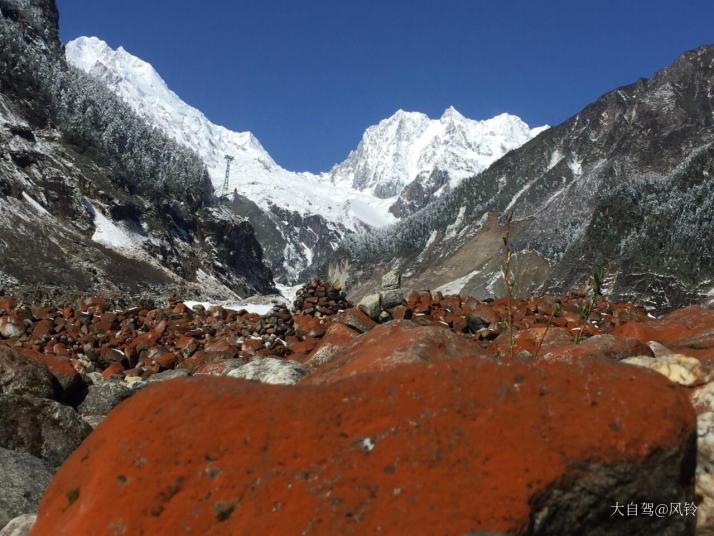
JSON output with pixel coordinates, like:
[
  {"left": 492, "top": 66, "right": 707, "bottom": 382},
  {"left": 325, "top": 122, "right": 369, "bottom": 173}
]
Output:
[
  {"left": 0, "top": 346, "right": 57, "bottom": 399},
  {"left": 0, "top": 395, "right": 91, "bottom": 467},
  {"left": 381, "top": 270, "right": 401, "bottom": 290},
  {"left": 380, "top": 289, "right": 404, "bottom": 310},
  {"left": 0, "top": 448, "right": 50, "bottom": 529},
  {"left": 146, "top": 368, "right": 191, "bottom": 383},
  {"left": 78, "top": 380, "right": 135, "bottom": 417},
  {"left": 227, "top": 358, "right": 309, "bottom": 385},
  {"left": 357, "top": 293, "right": 381, "bottom": 320},
  {"left": 0, "top": 514, "right": 36, "bottom": 536}
]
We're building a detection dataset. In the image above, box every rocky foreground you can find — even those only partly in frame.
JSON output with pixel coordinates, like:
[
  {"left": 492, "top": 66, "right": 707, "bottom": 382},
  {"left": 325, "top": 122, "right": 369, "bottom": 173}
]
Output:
[{"left": 1, "top": 275, "right": 714, "bottom": 534}]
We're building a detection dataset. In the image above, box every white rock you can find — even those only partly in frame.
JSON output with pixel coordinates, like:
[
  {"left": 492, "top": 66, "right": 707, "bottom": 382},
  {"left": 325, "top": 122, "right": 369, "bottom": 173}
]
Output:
[
  {"left": 227, "top": 358, "right": 308, "bottom": 386},
  {"left": 0, "top": 514, "right": 36, "bottom": 536},
  {"left": 622, "top": 354, "right": 709, "bottom": 386},
  {"left": 696, "top": 412, "right": 714, "bottom": 531},
  {"left": 646, "top": 340, "right": 675, "bottom": 357}
]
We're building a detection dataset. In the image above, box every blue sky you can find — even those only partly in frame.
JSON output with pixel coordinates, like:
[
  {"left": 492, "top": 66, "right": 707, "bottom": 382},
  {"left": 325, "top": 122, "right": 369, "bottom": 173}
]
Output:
[{"left": 57, "top": 0, "right": 714, "bottom": 173}]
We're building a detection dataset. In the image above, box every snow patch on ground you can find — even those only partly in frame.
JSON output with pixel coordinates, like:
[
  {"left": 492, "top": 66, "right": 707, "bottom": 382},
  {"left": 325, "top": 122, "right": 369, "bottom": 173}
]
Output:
[
  {"left": 184, "top": 300, "right": 275, "bottom": 316},
  {"left": 547, "top": 149, "right": 564, "bottom": 171},
  {"left": 569, "top": 156, "right": 583, "bottom": 176},
  {"left": 276, "top": 283, "right": 301, "bottom": 304},
  {"left": 89, "top": 203, "right": 145, "bottom": 251},
  {"left": 184, "top": 282, "right": 301, "bottom": 316},
  {"left": 436, "top": 269, "right": 481, "bottom": 295},
  {"left": 416, "top": 230, "right": 439, "bottom": 264},
  {"left": 22, "top": 191, "right": 51, "bottom": 216},
  {"left": 504, "top": 177, "right": 539, "bottom": 214},
  {"left": 445, "top": 206, "right": 467, "bottom": 240}
]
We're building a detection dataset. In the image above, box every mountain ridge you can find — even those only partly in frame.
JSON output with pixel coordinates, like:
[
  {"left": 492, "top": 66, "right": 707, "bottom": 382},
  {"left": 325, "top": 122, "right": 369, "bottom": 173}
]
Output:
[
  {"left": 336, "top": 44, "right": 714, "bottom": 312},
  {"left": 65, "top": 35, "right": 546, "bottom": 281}
]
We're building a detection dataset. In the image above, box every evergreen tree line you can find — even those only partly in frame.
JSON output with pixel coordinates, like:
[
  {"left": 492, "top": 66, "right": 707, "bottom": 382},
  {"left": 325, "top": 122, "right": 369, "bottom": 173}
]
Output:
[{"left": 0, "top": 15, "right": 213, "bottom": 213}]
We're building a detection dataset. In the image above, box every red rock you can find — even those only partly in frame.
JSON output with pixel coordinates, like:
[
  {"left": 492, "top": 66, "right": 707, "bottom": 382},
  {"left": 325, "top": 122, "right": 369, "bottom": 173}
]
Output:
[
  {"left": 467, "top": 304, "right": 500, "bottom": 325},
  {"left": 335, "top": 307, "right": 377, "bottom": 333},
  {"left": 155, "top": 352, "right": 178, "bottom": 371},
  {"left": 613, "top": 306, "right": 714, "bottom": 351},
  {"left": 52, "top": 342, "right": 68, "bottom": 356},
  {"left": 172, "top": 303, "right": 190, "bottom": 315},
  {"left": 414, "top": 291, "right": 433, "bottom": 314},
  {"left": 493, "top": 327, "right": 573, "bottom": 359},
  {"left": 241, "top": 338, "right": 264, "bottom": 353},
  {"left": 0, "top": 296, "right": 16, "bottom": 311},
  {"left": 405, "top": 290, "right": 419, "bottom": 308},
  {"left": 288, "top": 337, "right": 319, "bottom": 355},
  {"left": 204, "top": 339, "right": 239, "bottom": 359},
  {"left": 21, "top": 349, "right": 85, "bottom": 402},
  {"left": 102, "top": 362, "right": 125, "bottom": 379},
  {"left": 175, "top": 335, "right": 199, "bottom": 358},
  {"left": 97, "top": 346, "right": 125, "bottom": 368},
  {"left": 389, "top": 305, "right": 413, "bottom": 320},
  {"left": 0, "top": 315, "right": 25, "bottom": 338},
  {"left": 293, "top": 314, "right": 325, "bottom": 338},
  {"left": 31, "top": 318, "right": 54, "bottom": 340},
  {"left": 32, "top": 357, "right": 696, "bottom": 535},
  {"left": 0, "top": 345, "right": 58, "bottom": 399},
  {"left": 303, "top": 320, "right": 489, "bottom": 385},
  {"left": 306, "top": 323, "right": 360, "bottom": 368},
  {"left": 92, "top": 313, "right": 117, "bottom": 335},
  {"left": 178, "top": 351, "right": 230, "bottom": 371},
  {"left": 194, "top": 359, "right": 245, "bottom": 376},
  {"left": 541, "top": 335, "right": 654, "bottom": 361}
]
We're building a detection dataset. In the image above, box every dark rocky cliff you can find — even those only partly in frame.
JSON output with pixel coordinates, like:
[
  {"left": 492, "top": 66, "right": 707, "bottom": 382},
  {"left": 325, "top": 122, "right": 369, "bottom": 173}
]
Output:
[
  {"left": 0, "top": 0, "right": 275, "bottom": 303},
  {"left": 338, "top": 45, "right": 714, "bottom": 311}
]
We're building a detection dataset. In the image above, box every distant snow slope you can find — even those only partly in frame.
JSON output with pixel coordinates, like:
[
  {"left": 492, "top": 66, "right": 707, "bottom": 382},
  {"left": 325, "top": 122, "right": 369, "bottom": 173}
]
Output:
[
  {"left": 66, "top": 36, "right": 546, "bottom": 230},
  {"left": 329, "top": 106, "right": 548, "bottom": 198}
]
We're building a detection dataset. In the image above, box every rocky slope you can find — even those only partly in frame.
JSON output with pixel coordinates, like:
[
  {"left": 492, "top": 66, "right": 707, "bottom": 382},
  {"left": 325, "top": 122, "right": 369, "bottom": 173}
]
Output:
[
  {"left": 337, "top": 45, "right": 714, "bottom": 313},
  {"left": 65, "top": 36, "right": 545, "bottom": 281},
  {"left": 0, "top": 0, "right": 275, "bottom": 304},
  {"left": 3, "top": 279, "right": 713, "bottom": 533}
]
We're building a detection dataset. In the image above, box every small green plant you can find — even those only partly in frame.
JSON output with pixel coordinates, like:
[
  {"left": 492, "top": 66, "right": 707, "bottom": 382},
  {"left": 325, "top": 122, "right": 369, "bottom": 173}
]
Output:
[
  {"left": 501, "top": 211, "right": 515, "bottom": 359},
  {"left": 575, "top": 267, "right": 606, "bottom": 344},
  {"left": 533, "top": 300, "right": 559, "bottom": 359}
]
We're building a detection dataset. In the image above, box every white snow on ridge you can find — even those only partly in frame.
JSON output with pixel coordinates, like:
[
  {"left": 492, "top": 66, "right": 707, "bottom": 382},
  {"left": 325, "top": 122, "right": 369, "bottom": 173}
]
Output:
[
  {"left": 65, "top": 37, "right": 395, "bottom": 232},
  {"left": 329, "top": 106, "right": 547, "bottom": 196},
  {"left": 65, "top": 36, "right": 548, "bottom": 234},
  {"left": 22, "top": 191, "right": 51, "bottom": 216},
  {"left": 88, "top": 202, "right": 145, "bottom": 251},
  {"left": 436, "top": 268, "right": 481, "bottom": 295}
]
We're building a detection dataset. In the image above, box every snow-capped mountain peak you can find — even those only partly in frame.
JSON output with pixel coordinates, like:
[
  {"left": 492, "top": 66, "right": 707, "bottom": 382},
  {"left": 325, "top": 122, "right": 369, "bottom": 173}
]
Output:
[
  {"left": 328, "top": 106, "right": 546, "bottom": 198},
  {"left": 65, "top": 36, "right": 547, "bottom": 279},
  {"left": 441, "top": 105, "right": 465, "bottom": 121}
]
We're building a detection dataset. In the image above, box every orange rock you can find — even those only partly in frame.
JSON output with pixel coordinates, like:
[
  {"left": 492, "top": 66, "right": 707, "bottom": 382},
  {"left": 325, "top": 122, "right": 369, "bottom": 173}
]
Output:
[
  {"left": 293, "top": 314, "right": 325, "bottom": 338},
  {"left": 155, "top": 352, "right": 178, "bottom": 371},
  {"left": 21, "top": 349, "right": 85, "bottom": 403},
  {"left": 32, "top": 357, "right": 696, "bottom": 535},
  {"left": 303, "top": 320, "right": 488, "bottom": 385},
  {"left": 102, "top": 362, "right": 125, "bottom": 380},
  {"left": 493, "top": 327, "right": 573, "bottom": 358},
  {"left": 288, "top": 337, "right": 319, "bottom": 355},
  {"left": 306, "top": 323, "right": 359, "bottom": 368},
  {"left": 241, "top": 338, "right": 264, "bottom": 354},
  {"left": 31, "top": 318, "right": 54, "bottom": 340},
  {"left": 335, "top": 307, "right": 377, "bottom": 333},
  {"left": 388, "top": 305, "right": 413, "bottom": 320},
  {"left": 0, "top": 296, "right": 16, "bottom": 311}
]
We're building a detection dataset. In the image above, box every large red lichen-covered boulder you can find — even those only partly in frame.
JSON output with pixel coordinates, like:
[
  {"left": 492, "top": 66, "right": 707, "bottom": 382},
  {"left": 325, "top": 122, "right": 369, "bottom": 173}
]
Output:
[
  {"left": 32, "top": 358, "right": 695, "bottom": 535},
  {"left": 302, "top": 319, "right": 490, "bottom": 385},
  {"left": 614, "top": 305, "right": 714, "bottom": 362}
]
